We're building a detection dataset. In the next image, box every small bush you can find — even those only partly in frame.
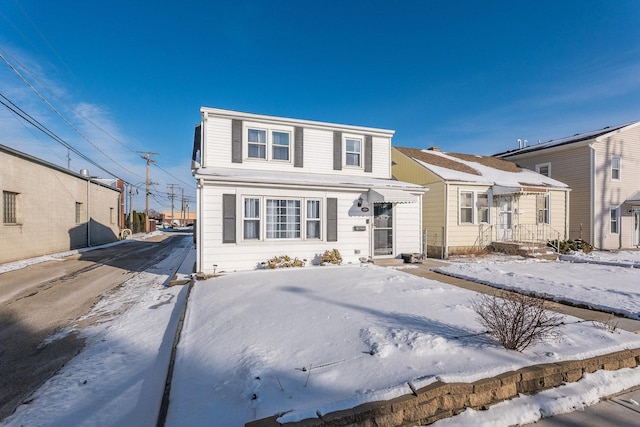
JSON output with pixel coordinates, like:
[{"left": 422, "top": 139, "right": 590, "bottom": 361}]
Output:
[
  {"left": 549, "top": 239, "right": 593, "bottom": 254},
  {"left": 472, "top": 291, "right": 563, "bottom": 351},
  {"left": 320, "top": 249, "right": 342, "bottom": 266},
  {"left": 266, "top": 255, "right": 305, "bottom": 269}
]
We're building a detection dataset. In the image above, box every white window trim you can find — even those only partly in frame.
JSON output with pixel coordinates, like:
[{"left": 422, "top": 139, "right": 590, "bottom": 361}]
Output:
[
  {"left": 343, "top": 133, "right": 363, "bottom": 169},
  {"left": 610, "top": 206, "right": 620, "bottom": 234},
  {"left": 611, "top": 156, "right": 621, "bottom": 181},
  {"left": 244, "top": 121, "right": 294, "bottom": 163},
  {"left": 535, "top": 162, "right": 551, "bottom": 177},
  {"left": 458, "top": 189, "right": 491, "bottom": 225},
  {"left": 240, "top": 195, "right": 323, "bottom": 242},
  {"left": 536, "top": 194, "right": 551, "bottom": 224}
]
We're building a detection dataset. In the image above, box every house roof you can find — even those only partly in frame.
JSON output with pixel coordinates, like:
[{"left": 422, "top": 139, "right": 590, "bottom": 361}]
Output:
[
  {"left": 494, "top": 121, "right": 640, "bottom": 158},
  {"left": 193, "top": 167, "right": 426, "bottom": 193},
  {"left": 394, "top": 146, "right": 569, "bottom": 190}
]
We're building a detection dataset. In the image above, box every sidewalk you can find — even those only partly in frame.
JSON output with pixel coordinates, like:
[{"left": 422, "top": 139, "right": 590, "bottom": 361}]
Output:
[{"left": 404, "top": 258, "right": 640, "bottom": 425}]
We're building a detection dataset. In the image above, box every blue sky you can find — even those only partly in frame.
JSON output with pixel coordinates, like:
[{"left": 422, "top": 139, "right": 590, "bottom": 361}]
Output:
[{"left": 1, "top": 1, "right": 639, "bottom": 211}]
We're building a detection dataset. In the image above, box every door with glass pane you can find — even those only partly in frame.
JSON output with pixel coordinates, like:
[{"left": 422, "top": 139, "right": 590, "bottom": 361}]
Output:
[
  {"left": 373, "top": 203, "right": 393, "bottom": 256},
  {"left": 497, "top": 196, "right": 513, "bottom": 240}
]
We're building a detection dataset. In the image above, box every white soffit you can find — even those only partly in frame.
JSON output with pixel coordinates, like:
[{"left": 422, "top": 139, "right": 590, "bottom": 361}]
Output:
[{"left": 368, "top": 188, "right": 416, "bottom": 203}]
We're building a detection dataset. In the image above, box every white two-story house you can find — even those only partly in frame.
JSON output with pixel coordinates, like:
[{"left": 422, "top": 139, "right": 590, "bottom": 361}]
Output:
[{"left": 191, "top": 107, "right": 425, "bottom": 273}]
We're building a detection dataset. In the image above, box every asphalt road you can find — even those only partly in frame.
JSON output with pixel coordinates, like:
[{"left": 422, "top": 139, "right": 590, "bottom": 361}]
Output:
[{"left": 0, "top": 233, "right": 189, "bottom": 421}]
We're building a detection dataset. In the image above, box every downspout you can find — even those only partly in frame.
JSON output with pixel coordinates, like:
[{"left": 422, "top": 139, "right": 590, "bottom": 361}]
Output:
[
  {"left": 444, "top": 183, "right": 449, "bottom": 258},
  {"left": 87, "top": 178, "right": 91, "bottom": 247},
  {"left": 565, "top": 189, "right": 570, "bottom": 240},
  {"left": 589, "top": 142, "right": 596, "bottom": 247},
  {"left": 196, "top": 178, "right": 203, "bottom": 273}
]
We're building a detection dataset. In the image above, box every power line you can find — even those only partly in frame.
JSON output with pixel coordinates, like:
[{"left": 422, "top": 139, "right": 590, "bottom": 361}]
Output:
[
  {"left": 0, "top": 48, "right": 142, "bottom": 180},
  {"left": 0, "top": 92, "right": 126, "bottom": 180}
]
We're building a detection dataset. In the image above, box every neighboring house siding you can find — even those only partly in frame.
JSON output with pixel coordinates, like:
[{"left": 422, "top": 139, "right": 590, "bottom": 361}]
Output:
[
  {"left": 509, "top": 145, "right": 591, "bottom": 242},
  {"left": 1, "top": 147, "right": 120, "bottom": 263},
  {"left": 504, "top": 123, "right": 640, "bottom": 249},
  {"left": 593, "top": 126, "right": 640, "bottom": 249},
  {"left": 446, "top": 184, "right": 491, "bottom": 252},
  {"left": 394, "top": 200, "right": 422, "bottom": 255}
]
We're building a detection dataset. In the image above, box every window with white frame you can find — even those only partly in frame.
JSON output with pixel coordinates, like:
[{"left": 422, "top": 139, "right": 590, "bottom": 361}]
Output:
[
  {"left": 3, "top": 191, "right": 18, "bottom": 224},
  {"left": 242, "top": 196, "right": 322, "bottom": 241},
  {"left": 243, "top": 198, "right": 260, "bottom": 239},
  {"left": 272, "top": 131, "right": 290, "bottom": 161},
  {"left": 459, "top": 190, "right": 490, "bottom": 224},
  {"left": 344, "top": 137, "right": 362, "bottom": 167},
  {"left": 477, "top": 193, "right": 489, "bottom": 223},
  {"left": 247, "top": 129, "right": 267, "bottom": 159},
  {"left": 536, "top": 194, "right": 550, "bottom": 224},
  {"left": 611, "top": 156, "right": 621, "bottom": 181},
  {"left": 536, "top": 163, "right": 551, "bottom": 177},
  {"left": 306, "top": 199, "right": 321, "bottom": 239},
  {"left": 610, "top": 207, "right": 619, "bottom": 234},
  {"left": 266, "top": 199, "right": 301, "bottom": 239},
  {"left": 246, "top": 124, "right": 292, "bottom": 162}
]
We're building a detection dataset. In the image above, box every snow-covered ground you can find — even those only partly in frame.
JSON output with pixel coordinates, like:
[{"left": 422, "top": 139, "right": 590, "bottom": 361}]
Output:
[
  {"left": 165, "top": 262, "right": 640, "bottom": 426},
  {"left": 1, "top": 233, "right": 193, "bottom": 427},
  {"left": 3, "top": 248, "right": 640, "bottom": 427},
  {"left": 435, "top": 250, "right": 640, "bottom": 319}
]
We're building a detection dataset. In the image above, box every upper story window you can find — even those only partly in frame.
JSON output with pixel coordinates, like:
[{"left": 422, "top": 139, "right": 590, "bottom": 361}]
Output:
[
  {"left": 611, "top": 156, "right": 621, "bottom": 181},
  {"left": 247, "top": 129, "right": 267, "bottom": 159},
  {"left": 344, "top": 137, "right": 362, "bottom": 167},
  {"left": 245, "top": 123, "right": 293, "bottom": 162},
  {"left": 459, "top": 190, "right": 490, "bottom": 224},
  {"left": 536, "top": 163, "right": 551, "bottom": 177}
]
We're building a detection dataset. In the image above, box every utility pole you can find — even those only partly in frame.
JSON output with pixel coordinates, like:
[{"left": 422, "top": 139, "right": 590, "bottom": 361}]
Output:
[
  {"left": 167, "top": 184, "right": 178, "bottom": 225},
  {"left": 181, "top": 188, "right": 185, "bottom": 226},
  {"left": 137, "top": 151, "right": 158, "bottom": 233}
]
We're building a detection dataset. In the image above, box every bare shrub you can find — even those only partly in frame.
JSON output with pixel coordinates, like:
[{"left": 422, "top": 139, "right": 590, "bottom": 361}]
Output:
[
  {"left": 472, "top": 291, "right": 563, "bottom": 351},
  {"left": 266, "top": 255, "right": 305, "bottom": 269},
  {"left": 320, "top": 249, "right": 342, "bottom": 265}
]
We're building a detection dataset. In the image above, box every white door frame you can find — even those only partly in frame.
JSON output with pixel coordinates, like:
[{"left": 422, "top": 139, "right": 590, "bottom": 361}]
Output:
[{"left": 497, "top": 196, "right": 514, "bottom": 241}]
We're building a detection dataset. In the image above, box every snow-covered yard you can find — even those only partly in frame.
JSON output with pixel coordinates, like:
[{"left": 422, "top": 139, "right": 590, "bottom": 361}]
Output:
[
  {"left": 3, "top": 248, "right": 640, "bottom": 427},
  {"left": 165, "top": 262, "right": 640, "bottom": 426},
  {"left": 435, "top": 251, "right": 640, "bottom": 319}
]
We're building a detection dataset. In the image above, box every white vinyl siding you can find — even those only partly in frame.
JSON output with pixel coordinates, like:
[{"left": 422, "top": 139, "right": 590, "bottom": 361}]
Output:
[{"left": 203, "top": 116, "right": 391, "bottom": 179}]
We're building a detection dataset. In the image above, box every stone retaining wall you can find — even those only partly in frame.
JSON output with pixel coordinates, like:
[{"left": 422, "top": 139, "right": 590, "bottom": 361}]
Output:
[{"left": 246, "top": 348, "right": 640, "bottom": 427}]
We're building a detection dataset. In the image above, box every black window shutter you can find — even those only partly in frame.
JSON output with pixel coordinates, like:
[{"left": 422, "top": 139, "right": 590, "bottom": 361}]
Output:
[
  {"left": 294, "top": 127, "right": 304, "bottom": 168},
  {"left": 232, "top": 119, "right": 242, "bottom": 163},
  {"left": 327, "top": 197, "right": 338, "bottom": 242},
  {"left": 222, "top": 194, "right": 236, "bottom": 243},
  {"left": 333, "top": 131, "right": 342, "bottom": 170},
  {"left": 364, "top": 135, "right": 373, "bottom": 173}
]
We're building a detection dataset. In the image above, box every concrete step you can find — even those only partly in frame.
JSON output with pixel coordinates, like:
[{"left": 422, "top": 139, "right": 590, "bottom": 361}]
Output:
[{"left": 372, "top": 258, "right": 404, "bottom": 266}]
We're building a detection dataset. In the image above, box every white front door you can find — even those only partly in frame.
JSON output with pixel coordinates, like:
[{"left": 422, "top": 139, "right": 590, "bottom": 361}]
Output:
[
  {"left": 498, "top": 196, "right": 513, "bottom": 240},
  {"left": 373, "top": 203, "right": 393, "bottom": 256}
]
